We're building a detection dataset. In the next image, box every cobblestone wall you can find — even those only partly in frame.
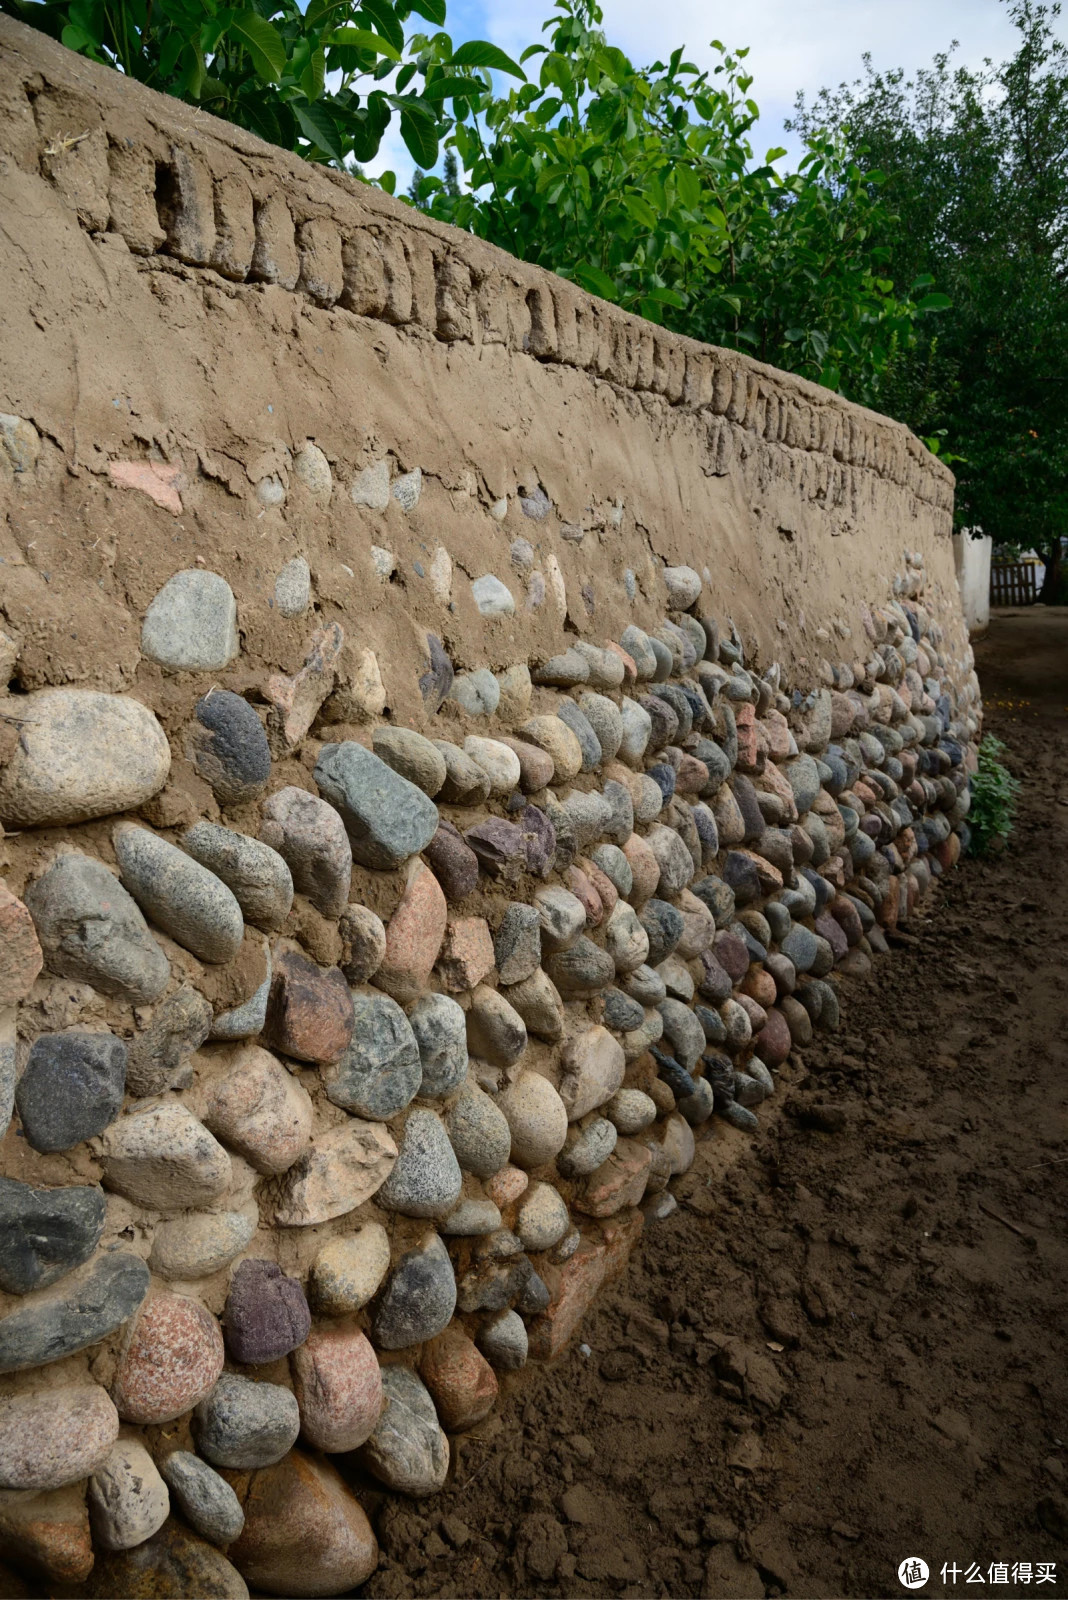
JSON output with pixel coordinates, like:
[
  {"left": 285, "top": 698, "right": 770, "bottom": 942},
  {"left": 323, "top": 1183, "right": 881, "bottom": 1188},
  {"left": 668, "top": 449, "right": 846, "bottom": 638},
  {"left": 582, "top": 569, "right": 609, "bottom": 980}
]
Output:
[{"left": 0, "top": 17, "right": 980, "bottom": 1596}]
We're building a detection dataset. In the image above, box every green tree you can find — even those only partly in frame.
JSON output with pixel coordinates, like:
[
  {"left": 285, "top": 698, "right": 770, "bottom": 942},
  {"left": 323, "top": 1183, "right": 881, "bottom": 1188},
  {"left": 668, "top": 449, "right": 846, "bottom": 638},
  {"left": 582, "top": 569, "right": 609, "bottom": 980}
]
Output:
[
  {"left": 422, "top": 0, "right": 943, "bottom": 403},
  {"left": 1, "top": 0, "right": 524, "bottom": 171},
  {"left": 790, "top": 1, "right": 1068, "bottom": 596}
]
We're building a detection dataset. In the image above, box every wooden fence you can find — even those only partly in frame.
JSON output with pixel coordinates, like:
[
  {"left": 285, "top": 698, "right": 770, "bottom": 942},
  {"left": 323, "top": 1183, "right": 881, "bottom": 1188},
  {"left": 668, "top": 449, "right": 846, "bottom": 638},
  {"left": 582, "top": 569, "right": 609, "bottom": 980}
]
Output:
[{"left": 990, "top": 559, "right": 1041, "bottom": 607}]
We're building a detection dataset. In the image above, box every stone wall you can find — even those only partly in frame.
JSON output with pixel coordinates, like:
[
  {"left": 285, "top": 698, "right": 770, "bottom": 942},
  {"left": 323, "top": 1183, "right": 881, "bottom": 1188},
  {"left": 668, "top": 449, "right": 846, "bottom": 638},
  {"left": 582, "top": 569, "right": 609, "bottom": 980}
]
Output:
[{"left": 0, "top": 16, "right": 981, "bottom": 1597}]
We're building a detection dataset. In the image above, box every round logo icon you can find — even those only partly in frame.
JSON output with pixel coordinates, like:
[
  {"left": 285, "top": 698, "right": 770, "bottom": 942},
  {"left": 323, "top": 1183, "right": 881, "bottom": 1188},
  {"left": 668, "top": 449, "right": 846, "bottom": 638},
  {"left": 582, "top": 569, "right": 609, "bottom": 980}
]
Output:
[{"left": 898, "top": 1558, "right": 930, "bottom": 1590}]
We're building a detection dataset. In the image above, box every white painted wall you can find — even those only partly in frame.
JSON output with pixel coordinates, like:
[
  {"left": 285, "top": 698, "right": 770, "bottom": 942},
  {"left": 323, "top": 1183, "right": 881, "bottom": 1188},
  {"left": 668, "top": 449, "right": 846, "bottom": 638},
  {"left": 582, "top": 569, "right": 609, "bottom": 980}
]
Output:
[{"left": 954, "top": 531, "right": 992, "bottom": 633}]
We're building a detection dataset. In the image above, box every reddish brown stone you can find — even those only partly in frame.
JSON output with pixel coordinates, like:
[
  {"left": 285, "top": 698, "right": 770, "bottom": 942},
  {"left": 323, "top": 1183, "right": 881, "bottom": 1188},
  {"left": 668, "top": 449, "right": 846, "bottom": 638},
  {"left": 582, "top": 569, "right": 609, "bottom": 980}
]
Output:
[
  {"left": 621, "top": 833, "right": 660, "bottom": 902},
  {"left": 754, "top": 1006, "right": 792, "bottom": 1067},
  {"left": 527, "top": 1240, "right": 607, "bottom": 1361},
  {"left": 437, "top": 916, "right": 495, "bottom": 992},
  {"left": 674, "top": 753, "right": 709, "bottom": 793},
  {"left": 291, "top": 1323, "right": 383, "bottom": 1452},
  {"left": 420, "top": 1325, "right": 498, "bottom": 1431},
  {"left": 375, "top": 861, "right": 447, "bottom": 1003},
  {"left": 740, "top": 967, "right": 777, "bottom": 1009},
  {"left": 760, "top": 708, "right": 792, "bottom": 761},
  {"left": 266, "top": 948, "right": 353, "bottom": 1064},
  {"left": 112, "top": 1293, "right": 224, "bottom": 1425},
  {"left": 485, "top": 1165, "right": 528, "bottom": 1208},
  {"left": 224, "top": 1450, "right": 377, "bottom": 1596},
  {"left": 734, "top": 703, "right": 763, "bottom": 773},
  {"left": 757, "top": 760, "right": 799, "bottom": 821},
  {"left": 0, "top": 882, "right": 43, "bottom": 1006},
  {"left": 600, "top": 1207, "right": 645, "bottom": 1280},
  {"left": 566, "top": 866, "right": 603, "bottom": 927},
  {"left": 495, "top": 737, "right": 555, "bottom": 793},
  {"left": 574, "top": 1139, "right": 652, "bottom": 1219},
  {"left": 604, "top": 640, "right": 638, "bottom": 685},
  {"left": 0, "top": 1483, "right": 94, "bottom": 1587},
  {"left": 578, "top": 857, "right": 618, "bottom": 916}
]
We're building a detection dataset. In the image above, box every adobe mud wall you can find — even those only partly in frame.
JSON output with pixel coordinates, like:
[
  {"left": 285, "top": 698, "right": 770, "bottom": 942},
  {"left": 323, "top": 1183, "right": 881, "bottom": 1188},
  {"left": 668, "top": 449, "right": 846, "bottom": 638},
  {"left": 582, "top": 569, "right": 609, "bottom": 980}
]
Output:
[{"left": 0, "top": 16, "right": 980, "bottom": 1597}]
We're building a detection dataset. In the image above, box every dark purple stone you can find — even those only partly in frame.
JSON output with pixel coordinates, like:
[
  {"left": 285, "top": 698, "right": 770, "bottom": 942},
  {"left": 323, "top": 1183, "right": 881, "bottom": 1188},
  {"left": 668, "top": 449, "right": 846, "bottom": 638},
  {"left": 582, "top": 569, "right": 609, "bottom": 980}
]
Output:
[
  {"left": 639, "top": 695, "right": 679, "bottom": 751},
  {"left": 722, "top": 850, "right": 761, "bottom": 906},
  {"left": 646, "top": 763, "right": 676, "bottom": 803},
  {"left": 464, "top": 818, "right": 525, "bottom": 879},
  {"left": 517, "top": 804, "right": 556, "bottom": 877},
  {"left": 713, "top": 930, "right": 750, "bottom": 983},
  {"left": 697, "top": 951, "right": 733, "bottom": 1005},
  {"left": 425, "top": 820, "right": 479, "bottom": 902},
  {"left": 223, "top": 1259, "right": 310, "bottom": 1365}
]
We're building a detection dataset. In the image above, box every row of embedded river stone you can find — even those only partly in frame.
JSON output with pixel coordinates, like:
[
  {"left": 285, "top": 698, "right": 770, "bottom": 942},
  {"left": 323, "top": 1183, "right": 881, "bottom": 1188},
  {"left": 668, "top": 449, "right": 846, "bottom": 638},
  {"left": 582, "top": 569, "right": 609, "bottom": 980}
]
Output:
[{"left": 0, "top": 546, "right": 979, "bottom": 1597}]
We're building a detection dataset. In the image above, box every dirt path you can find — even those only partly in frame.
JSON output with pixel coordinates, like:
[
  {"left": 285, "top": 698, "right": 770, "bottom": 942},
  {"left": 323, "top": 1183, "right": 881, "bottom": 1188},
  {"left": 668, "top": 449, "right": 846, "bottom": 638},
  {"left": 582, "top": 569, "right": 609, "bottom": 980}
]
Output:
[{"left": 367, "top": 611, "right": 1068, "bottom": 1600}]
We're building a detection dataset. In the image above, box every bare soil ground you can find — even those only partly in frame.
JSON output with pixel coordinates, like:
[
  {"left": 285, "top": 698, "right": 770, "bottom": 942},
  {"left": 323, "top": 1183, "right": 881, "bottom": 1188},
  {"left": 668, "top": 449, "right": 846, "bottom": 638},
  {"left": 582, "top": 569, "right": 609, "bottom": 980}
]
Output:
[{"left": 367, "top": 610, "right": 1068, "bottom": 1600}]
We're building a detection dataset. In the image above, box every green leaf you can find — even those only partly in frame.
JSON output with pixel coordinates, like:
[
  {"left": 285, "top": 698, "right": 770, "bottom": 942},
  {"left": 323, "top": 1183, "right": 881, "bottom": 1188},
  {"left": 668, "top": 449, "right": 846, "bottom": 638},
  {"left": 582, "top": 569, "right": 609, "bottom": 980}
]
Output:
[
  {"left": 451, "top": 40, "right": 526, "bottom": 80},
  {"left": 407, "top": 0, "right": 446, "bottom": 22},
  {"left": 359, "top": 0, "right": 405, "bottom": 55},
  {"left": 400, "top": 106, "right": 439, "bottom": 166},
  {"left": 328, "top": 26, "right": 400, "bottom": 59},
  {"left": 916, "top": 292, "right": 951, "bottom": 312},
  {"left": 292, "top": 99, "right": 346, "bottom": 162},
  {"left": 300, "top": 47, "right": 326, "bottom": 101},
  {"left": 229, "top": 11, "right": 287, "bottom": 82},
  {"left": 572, "top": 261, "right": 620, "bottom": 301},
  {"left": 420, "top": 75, "right": 484, "bottom": 101}
]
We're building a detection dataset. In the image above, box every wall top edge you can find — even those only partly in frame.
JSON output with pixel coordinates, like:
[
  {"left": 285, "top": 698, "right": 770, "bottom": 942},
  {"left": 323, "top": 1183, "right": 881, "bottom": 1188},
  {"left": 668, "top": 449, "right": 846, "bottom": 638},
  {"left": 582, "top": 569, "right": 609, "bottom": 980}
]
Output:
[{"left": 0, "top": 13, "right": 953, "bottom": 506}]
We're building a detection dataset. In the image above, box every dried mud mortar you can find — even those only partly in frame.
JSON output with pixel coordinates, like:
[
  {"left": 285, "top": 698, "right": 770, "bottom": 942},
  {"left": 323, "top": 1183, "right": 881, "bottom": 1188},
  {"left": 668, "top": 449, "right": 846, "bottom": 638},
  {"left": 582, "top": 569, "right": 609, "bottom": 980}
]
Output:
[{"left": 369, "top": 611, "right": 1068, "bottom": 1599}]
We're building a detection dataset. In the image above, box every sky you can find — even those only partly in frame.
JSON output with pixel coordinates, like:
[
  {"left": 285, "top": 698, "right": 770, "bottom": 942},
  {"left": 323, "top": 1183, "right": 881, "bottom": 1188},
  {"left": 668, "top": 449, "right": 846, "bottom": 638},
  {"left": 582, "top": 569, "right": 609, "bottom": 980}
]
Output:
[{"left": 364, "top": 0, "right": 1051, "bottom": 188}]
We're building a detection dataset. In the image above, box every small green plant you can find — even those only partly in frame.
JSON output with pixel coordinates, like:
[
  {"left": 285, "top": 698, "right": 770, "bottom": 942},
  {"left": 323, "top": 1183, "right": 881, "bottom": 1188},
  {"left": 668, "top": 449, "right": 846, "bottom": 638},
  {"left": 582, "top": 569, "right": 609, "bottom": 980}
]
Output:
[{"left": 967, "top": 734, "right": 1020, "bottom": 856}]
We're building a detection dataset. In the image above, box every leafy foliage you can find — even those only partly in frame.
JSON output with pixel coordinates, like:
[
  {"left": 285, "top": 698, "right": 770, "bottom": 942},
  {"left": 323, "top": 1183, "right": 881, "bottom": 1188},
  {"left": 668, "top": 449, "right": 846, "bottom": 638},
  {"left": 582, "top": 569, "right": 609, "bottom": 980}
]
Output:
[
  {"left": 967, "top": 735, "right": 1021, "bottom": 856},
  {"left": 790, "top": 1, "right": 1068, "bottom": 583},
  {"left": 413, "top": 0, "right": 945, "bottom": 403},
  {"left": 1, "top": 0, "right": 523, "bottom": 169}
]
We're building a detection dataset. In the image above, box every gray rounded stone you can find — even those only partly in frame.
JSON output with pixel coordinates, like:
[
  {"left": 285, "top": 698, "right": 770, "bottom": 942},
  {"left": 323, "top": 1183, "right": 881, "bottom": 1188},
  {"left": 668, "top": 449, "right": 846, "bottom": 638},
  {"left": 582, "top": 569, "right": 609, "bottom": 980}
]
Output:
[
  {"left": 0, "top": 1251, "right": 149, "bottom": 1374},
  {"left": 338, "top": 905, "right": 387, "bottom": 983},
  {"left": 190, "top": 691, "right": 271, "bottom": 807},
  {"left": 261, "top": 787, "right": 351, "bottom": 919},
  {"left": 577, "top": 692, "right": 623, "bottom": 761},
  {"left": 557, "top": 1117, "right": 618, "bottom": 1177},
  {"left": 194, "top": 1375, "right": 300, "bottom": 1469},
  {"left": 781, "top": 924, "right": 820, "bottom": 973},
  {"left": 494, "top": 903, "right": 541, "bottom": 986},
  {"left": 408, "top": 993, "right": 468, "bottom": 1098},
  {"left": 589, "top": 843, "right": 633, "bottom": 898},
  {"left": 471, "top": 574, "right": 515, "bottom": 617},
  {"left": 25, "top": 853, "right": 169, "bottom": 1002},
  {"left": 450, "top": 668, "right": 500, "bottom": 717},
  {"left": 149, "top": 1207, "right": 258, "bottom": 1280},
  {"left": 160, "top": 1451, "right": 245, "bottom": 1546},
  {"left": 274, "top": 557, "right": 311, "bottom": 618},
  {"left": 663, "top": 564, "right": 702, "bottom": 609},
  {"left": 142, "top": 569, "right": 239, "bottom": 672},
  {"left": 376, "top": 1110, "right": 462, "bottom": 1219},
  {"left": 639, "top": 899, "right": 684, "bottom": 966},
  {"left": 658, "top": 998, "right": 705, "bottom": 1070},
  {"left": 182, "top": 823, "right": 293, "bottom": 932},
  {"left": 440, "top": 1199, "right": 502, "bottom": 1236},
  {"left": 16, "top": 1030, "right": 126, "bottom": 1153},
  {"left": 602, "top": 779, "right": 635, "bottom": 844},
  {"left": 477, "top": 1308, "right": 527, "bottom": 1371},
  {"left": 602, "top": 986, "right": 644, "bottom": 1031},
  {"left": 322, "top": 992, "right": 421, "bottom": 1120},
  {"left": 619, "top": 697, "right": 652, "bottom": 763},
  {"left": 372, "top": 727, "right": 448, "bottom": 798},
  {"left": 113, "top": 824, "right": 244, "bottom": 964},
  {"left": 606, "top": 1088, "right": 657, "bottom": 1134},
  {"left": 515, "top": 1182, "right": 570, "bottom": 1251},
  {"left": 314, "top": 742, "right": 440, "bottom": 869},
  {"left": 0, "top": 1178, "right": 106, "bottom": 1295},
  {"left": 678, "top": 1076, "right": 715, "bottom": 1125},
  {"left": 543, "top": 937, "right": 615, "bottom": 996},
  {"left": 372, "top": 1233, "right": 457, "bottom": 1350},
  {"left": 623, "top": 963, "right": 667, "bottom": 1005},
  {"left": 619, "top": 626, "right": 658, "bottom": 679},
  {"left": 556, "top": 700, "right": 602, "bottom": 771},
  {"left": 358, "top": 1364, "right": 449, "bottom": 1494},
  {"left": 445, "top": 1084, "right": 512, "bottom": 1178},
  {"left": 0, "top": 690, "right": 172, "bottom": 829}
]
